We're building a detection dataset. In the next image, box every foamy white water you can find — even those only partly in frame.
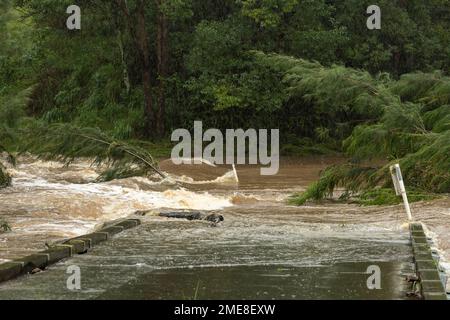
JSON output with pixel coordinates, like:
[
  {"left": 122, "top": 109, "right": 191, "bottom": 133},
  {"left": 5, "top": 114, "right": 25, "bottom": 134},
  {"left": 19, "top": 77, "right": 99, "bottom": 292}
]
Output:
[
  {"left": 1, "top": 156, "right": 449, "bottom": 293},
  {"left": 0, "top": 158, "right": 234, "bottom": 261}
]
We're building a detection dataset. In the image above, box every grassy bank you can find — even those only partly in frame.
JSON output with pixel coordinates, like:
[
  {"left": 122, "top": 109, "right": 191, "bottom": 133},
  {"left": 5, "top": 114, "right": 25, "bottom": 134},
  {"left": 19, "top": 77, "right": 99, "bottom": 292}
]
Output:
[{"left": 289, "top": 187, "right": 441, "bottom": 207}]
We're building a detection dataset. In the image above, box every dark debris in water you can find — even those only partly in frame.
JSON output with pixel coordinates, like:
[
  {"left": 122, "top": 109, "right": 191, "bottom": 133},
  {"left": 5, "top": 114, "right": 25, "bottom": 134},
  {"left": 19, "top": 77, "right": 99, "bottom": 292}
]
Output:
[{"left": 135, "top": 210, "right": 224, "bottom": 226}]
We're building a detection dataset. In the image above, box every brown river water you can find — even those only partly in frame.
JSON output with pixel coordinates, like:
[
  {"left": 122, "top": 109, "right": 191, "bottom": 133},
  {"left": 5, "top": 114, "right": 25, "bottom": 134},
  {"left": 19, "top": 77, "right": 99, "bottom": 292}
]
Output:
[{"left": 0, "top": 156, "right": 449, "bottom": 298}]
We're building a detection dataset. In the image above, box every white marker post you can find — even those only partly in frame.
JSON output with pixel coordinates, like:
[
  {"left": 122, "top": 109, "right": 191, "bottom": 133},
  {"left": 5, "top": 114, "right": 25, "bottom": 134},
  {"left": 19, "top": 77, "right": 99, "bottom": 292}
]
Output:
[
  {"left": 232, "top": 164, "right": 239, "bottom": 183},
  {"left": 390, "top": 164, "right": 413, "bottom": 221}
]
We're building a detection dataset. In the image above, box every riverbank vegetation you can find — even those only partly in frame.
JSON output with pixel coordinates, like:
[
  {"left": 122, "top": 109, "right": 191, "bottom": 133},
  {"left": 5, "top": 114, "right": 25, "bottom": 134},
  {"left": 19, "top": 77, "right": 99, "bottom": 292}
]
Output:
[
  {"left": 290, "top": 186, "right": 440, "bottom": 207},
  {"left": 288, "top": 68, "right": 450, "bottom": 204},
  {"left": 355, "top": 189, "right": 440, "bottom": 206},
  {"left": 1, "top": 1, "right": 449, "bottom": 201},
  {"left": 20, "top": 123, "right": 166, "bottom": 180}
]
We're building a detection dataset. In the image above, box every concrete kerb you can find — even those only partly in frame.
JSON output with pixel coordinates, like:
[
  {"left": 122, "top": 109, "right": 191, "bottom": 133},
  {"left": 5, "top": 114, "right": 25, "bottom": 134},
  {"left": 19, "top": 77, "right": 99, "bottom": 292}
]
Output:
[
  {"left": 410, "top": 222, "right": 448, "bottom": 300},
  {"left": 0, "top": 218, "right": 141, "bottom": 284}
]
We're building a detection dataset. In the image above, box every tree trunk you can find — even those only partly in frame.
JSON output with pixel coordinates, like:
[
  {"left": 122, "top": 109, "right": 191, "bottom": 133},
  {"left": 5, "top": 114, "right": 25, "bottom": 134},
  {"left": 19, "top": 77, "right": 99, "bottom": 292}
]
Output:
[
  {"left": 155, "top": 0, "right": 169, "bottom": 138},
  {"left": 117, "top": 32, "right": 131, "bottom": 94},
  {"left": 136, "top": 0, "right": 155, "bottom": 137},
  {"left": 116, "top": 0, "right": 155, "bottom": 138},
  {"left": 110, "top": 3, "right": 130, "bottom": 94}
]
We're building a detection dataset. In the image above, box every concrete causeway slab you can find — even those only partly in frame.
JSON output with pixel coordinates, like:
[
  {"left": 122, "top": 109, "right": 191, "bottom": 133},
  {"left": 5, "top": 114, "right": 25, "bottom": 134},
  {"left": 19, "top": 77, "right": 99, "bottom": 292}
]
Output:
[
  {"left": 0, "top": 216, "right": 416, "bottom": 300},
  {"left": 0, "top": 219, "right": 141, "bottom": 283}
]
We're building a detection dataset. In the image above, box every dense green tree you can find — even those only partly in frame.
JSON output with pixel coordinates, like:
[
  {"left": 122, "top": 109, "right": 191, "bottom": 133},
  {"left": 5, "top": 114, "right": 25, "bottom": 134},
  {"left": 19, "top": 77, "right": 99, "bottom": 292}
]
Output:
[{"left": 1, "top": 0, "right": 449, "bottom": 193}]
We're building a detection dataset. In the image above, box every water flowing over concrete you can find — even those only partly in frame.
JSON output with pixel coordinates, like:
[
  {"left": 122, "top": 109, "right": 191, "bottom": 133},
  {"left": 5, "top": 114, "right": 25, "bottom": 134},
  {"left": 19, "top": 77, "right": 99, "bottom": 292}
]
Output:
[{"left": 0, "top": 156, "right": 449, "bottom": 299}]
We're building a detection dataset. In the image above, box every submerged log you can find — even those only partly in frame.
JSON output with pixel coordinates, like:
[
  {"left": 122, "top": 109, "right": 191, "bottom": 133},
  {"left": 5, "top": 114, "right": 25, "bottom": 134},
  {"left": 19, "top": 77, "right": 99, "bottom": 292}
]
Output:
[
  {"left": 135, "top": 210, "right": 224, "bottom": 225},
  {"left": 160, "top": 212, "right": 224, "bottom": 224}
]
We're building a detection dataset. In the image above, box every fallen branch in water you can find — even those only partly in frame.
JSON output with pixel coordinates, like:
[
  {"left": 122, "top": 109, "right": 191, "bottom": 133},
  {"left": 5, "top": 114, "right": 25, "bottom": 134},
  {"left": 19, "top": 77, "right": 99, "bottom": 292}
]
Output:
[
  {"left": 135, "top": 210, "right": 225, "bottom": 225},
  {"left": 19, "top": 122, "right": 166, "bottom": 181}
]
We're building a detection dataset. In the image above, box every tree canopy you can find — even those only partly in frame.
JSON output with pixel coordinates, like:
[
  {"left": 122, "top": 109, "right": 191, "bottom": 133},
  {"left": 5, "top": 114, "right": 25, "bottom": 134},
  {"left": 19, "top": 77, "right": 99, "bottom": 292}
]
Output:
[{"left": 1, "top": 0, "right": 449, "bottom": 196}]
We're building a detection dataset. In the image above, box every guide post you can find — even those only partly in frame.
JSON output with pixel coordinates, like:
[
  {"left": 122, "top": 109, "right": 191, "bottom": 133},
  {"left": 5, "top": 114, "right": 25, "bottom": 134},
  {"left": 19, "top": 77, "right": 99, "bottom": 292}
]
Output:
[{"left": 390, "top": 164, "right": 413, "bottom": 221}]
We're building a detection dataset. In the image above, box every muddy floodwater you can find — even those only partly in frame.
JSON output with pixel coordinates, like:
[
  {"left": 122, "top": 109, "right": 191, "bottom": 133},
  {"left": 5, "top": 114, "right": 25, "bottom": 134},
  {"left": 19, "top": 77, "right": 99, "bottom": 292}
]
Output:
[{"left": 0, "top": 156, "right": 449, "bottom": 299}]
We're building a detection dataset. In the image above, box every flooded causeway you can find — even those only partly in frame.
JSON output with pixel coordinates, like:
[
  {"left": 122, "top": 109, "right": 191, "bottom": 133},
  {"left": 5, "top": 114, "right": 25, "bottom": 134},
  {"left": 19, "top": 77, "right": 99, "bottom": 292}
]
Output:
[{"left": 0, "top": 156, "right": 448, "bottom": 299}]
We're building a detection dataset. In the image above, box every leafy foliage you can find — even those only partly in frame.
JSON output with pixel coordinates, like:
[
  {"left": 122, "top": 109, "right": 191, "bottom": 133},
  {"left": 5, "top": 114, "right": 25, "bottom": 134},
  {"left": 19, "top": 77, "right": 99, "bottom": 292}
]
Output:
[
  {"left": 293, "top": 68, "right": 450, "bottom": 204},
  {"left": 289, "top": 165, "right": 378, "bottom": 205},
  {"left": 0, "top": 0, "right": 449, "bottom": 194},
  {"left": 19, "top": 123, "right": 166, "bottom": 181},
  {"left": 0, "top": 86, "right": 31, "bottom": 189},
  {"left": 239, "top": 0, "right": 300, "bottom": 28},
  {"left": 3, "top": 0, "right": 449, "bottom": 140}
]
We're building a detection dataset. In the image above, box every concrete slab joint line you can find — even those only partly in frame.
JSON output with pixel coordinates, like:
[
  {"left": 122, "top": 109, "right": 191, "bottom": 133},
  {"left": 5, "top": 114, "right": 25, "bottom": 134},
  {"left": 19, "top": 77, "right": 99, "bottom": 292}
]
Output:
[
  {"left": 0, "top": 218, "right": 142, "bottom": 284},
  {"left": 34, "top": 253, "right": 51, "bottom": 262},
  {"left": 74, "top": 238, "right": 92, "bottom": 249},
  {"left": 409, "top": 222, "right": 448, "bottom": 300},
  {"left": 65, "top": 240, "right": 89, "bottom": 254}
]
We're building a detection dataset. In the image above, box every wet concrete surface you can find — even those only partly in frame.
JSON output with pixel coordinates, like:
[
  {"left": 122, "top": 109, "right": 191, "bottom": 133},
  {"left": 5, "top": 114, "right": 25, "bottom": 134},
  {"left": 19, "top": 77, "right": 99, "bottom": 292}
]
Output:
[{"left": 0, "top": 214, "right": 414, "bottom": 300}]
